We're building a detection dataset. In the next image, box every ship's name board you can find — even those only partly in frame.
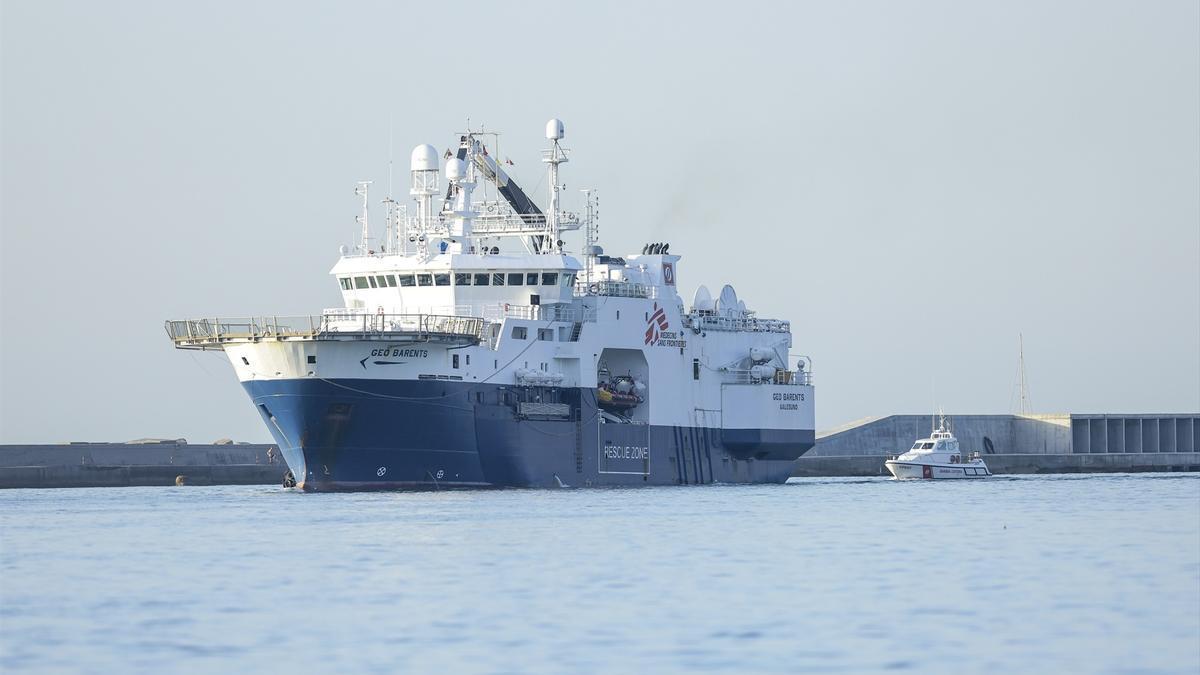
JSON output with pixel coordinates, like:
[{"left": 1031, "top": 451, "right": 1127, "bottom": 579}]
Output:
[
  {"left": 370, "top": 348, "right": 429, "bottom": 358},
  {"left": 772, "top": 391, "right": 806, "bottom": 411}
]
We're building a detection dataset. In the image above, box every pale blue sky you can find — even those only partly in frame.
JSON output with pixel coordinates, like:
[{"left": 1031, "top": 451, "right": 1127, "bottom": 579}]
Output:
[{"left": 2, "top": 0, "right": 1197, "bottom": 443}]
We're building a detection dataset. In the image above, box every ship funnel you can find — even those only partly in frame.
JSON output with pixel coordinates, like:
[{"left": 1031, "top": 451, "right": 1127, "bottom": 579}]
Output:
[
  {"left": 410, "top": 144, "right": 439, "bottom": 172},
  {"left": 546, "top": 118, "right": 564, "bottom": 140}
]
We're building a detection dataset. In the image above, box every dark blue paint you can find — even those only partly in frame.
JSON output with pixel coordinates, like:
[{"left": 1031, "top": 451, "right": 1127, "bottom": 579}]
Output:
[{"left": 243, "top": 378, "right": 814, "bottom": 491}]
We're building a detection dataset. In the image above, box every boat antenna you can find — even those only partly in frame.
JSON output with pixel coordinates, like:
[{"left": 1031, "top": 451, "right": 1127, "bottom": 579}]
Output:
[
  {"left": 1012, "top": 333, "right": 1033, "bottom": 415},
  {"left": 543, "top": 119, "right": 568, "bottom": 254},
  {"left": 582, "top": 188, "right": 598, "bottom": 283},
  {"left": 355, "top": 180, "right": 373, "bottom": 253},
  {"left": 382, "top": 121, "right": 395, "bottom": 253}
]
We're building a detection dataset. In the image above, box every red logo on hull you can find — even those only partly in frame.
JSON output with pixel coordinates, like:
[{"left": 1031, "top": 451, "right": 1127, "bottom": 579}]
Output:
[{"left": 645, "top": 303, "right": 669, "bottom": 345}]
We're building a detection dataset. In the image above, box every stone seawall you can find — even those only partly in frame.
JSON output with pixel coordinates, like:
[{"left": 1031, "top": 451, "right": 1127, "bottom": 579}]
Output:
[{"left": 0, "top": 442, "right": 289, "bottom": 489}]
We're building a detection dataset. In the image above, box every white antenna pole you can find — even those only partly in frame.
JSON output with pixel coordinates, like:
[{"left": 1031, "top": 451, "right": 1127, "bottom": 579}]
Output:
[
  {"left": 355, "top": 181, "right": 372, "bottom": 253},
  {"left": 582, "top": 188, "right": 597, "bottom": 283},
  {"left": 1017, "top": 333, "right": 1032, "bottom": 415},
  {"left": 543, "top": 119, "right": 567, "bottom": 255}
]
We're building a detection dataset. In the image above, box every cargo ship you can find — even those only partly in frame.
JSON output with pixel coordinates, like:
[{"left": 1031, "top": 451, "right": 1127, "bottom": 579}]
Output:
[{"left": 166, "top": 120, "right": 816, "bottom": 490}]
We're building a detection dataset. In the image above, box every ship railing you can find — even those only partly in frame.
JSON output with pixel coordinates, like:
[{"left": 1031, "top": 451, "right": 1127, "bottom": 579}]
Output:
[
  {"left": 484, "top": 303, "right": 598, "bottom": 323},
  {"left": 165, "top": 313, "right": 487, "bottom": 350},
  {"left": 467, "top": 202, "right": 582, "bottom": 234},
  {"left": 684, "top": 312, "right": 791, "bottom": 334},
  {"left": 574, "top": 280, "right": 657, "bottom": 299},
  {"left": 722, "top": 368, "right": 813, "bottom": 386}
]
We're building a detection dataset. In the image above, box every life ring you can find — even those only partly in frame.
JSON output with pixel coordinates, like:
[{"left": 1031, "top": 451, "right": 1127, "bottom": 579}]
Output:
[
  {"left": 487, "top": 204, "right": 496, "bottom": 214},
  {"left": 588, "top": 283, "right": 599, "bottom": 294}
]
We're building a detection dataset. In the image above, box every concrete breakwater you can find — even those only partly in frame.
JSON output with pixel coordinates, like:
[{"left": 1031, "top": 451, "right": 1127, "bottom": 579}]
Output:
[
  {"left": 795, "top": 413, "right": 1200, "bottom": 477},
  {"left": 0, "top": 440, "right": 288, "bottom": 489}
]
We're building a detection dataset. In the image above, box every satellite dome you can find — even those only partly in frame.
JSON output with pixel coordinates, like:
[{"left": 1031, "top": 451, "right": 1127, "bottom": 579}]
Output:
[
  {"left": 546, "top": 118, "right": 565, "bottom": 140},
  {"left": 716, "top": 285, "right": 739, "bottom": 316},
  {"left": 693, "top": 285, "right": 715, "bottom": 312},
  {"left": 445, "top": 157, "right": 467, "bottom": 181},
  {"left": 410, "top": 144, "right": 438, "bottom": 172}
]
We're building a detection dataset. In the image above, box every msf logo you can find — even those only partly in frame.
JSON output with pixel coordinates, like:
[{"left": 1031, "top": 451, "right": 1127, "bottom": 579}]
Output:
[{"left": 645, "top": 302, "right": 669, "bottom": 345}]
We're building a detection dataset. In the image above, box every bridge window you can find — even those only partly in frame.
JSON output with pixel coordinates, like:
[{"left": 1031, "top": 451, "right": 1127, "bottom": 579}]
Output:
[
  {"left": 434, "top": 274, "right": 450, "bottom": 286},
  {"left": 354, "top": 276, "right": 369, "bottom": 289},
  {"left": 368, "top": 276, "right": 378, "bottom": 288},
  {"left": 507, "top": 273, "right": 524, "bottom": 286},
  {"left": 385, "top": 275, "right": 396, "bottom": 287},
  {"left": 525, "top": 272, "right": 539, "bottom": 285},
  {"left": 339, "top": 278, "right": 352, "bottom": 290},
  {"left": 375, "top": 275, "right": 387, "bottom": 287},
  {"left": 473, "top": 273, "right": 490, "bottom": 286},
  {"left": 562, "top": 273, "right": 576, "bottom": 287},
  {"left": 538, "top": 328, "right": 553, "bottom": 341},
  {"left": 455, "top": 273, "right": 472, "bottom": 286},
  {"left": 416, "top": 274, "right": 433, "bottom": 287},
  {"left": 397, "top": 274, "right": 415, "bottom": 287},
  {"left": 511, "top": 326, "right": 527, "bottom": 340},
  {"left": 541, "top": 272, "right": 558, "bottom": 286},
  {"left": 492, "top": 273, "right": 506, "bottom": 286}
]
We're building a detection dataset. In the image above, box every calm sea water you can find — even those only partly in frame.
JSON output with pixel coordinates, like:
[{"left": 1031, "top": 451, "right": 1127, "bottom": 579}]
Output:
[{"left": 1, "top": 474, "right": 1197, "bottom": 674}]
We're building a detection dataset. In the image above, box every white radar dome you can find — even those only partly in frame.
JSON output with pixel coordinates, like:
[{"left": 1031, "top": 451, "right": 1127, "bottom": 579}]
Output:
[
  {"left": 693, "top": 285, "right": 715, "bottom": 312},
  {"left": 445, "top": 157, "right": 467, "bottom": 181},
  {"left": 717, "top": 284, "right": 739, "bottom": 316},
  {"left": 411, "top": 144, "right": 439, "bottom": 172},
  {"left": 546, "top": 118, "right": 564, "bottom": 140}
]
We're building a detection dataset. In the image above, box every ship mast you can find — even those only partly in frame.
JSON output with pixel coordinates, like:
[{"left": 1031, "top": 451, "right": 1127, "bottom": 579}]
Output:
[{"left": 542, "top": 118, "right": 567, "bottom": 254}]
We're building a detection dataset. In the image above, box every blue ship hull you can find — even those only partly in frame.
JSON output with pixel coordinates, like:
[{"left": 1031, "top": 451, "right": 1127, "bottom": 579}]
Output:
[{"left": 244, "top": 378, "right": 814, "bottom": 491}]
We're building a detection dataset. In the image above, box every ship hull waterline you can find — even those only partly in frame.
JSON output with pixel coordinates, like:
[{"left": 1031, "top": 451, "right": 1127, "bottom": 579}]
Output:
[
  {"left": 884, "top": 460, "right": 992, "bottom": 479},
  {"left": 245, "top": 378, "right": 814, "bottom": 491}
]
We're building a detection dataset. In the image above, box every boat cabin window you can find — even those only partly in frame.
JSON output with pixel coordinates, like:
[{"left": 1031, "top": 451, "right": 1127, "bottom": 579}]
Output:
[
  {"left": 354, "top": 276, "right": 369, "bottom": 289},
  {"left": 538, "top": 328, "right": 554, "bottom": 341},
  {"left": 339, "top": 278, "right": 352, "bottom": 290},
  {"left": 562, "top": 273, "right": 576, "bottom": 287},
  {"left": 374, "top": 275, "right": 387, "bottom": 287},
  {"left": 541, "top": 272, "right": 558, "bottom": 286},
  {"left": 920, "top": 442, "right": 934, "bottom": 449},
  {"left": 385, "top": 275, "right": 396, "bottom": 287},
  {"left": 492, "top": 273, "right": 506, "bottom": 286},
  {"left": 511, "top": 326, "right": 527, "bottom": 340},
  {"left": 368, "top": 276, "right": 378, "bottom": 288},
  {"left": 434, "top": 274, "right": 450, "bottom": 286},
  {"left": 473, "top": 273, "right": 490, "bottom": 286},
  {"left": 416, "top": 274, "right": 433, "bottom": 287},
  {"left": 525, "top": 272, "right": 539, "bottom": 285},
  {"left": 397, "top": 274, "right": 415, "bottom": 287},
  {"left": 911, "top": 443, "right": 922, "bottom": 450},
  {"left": 507, "top": 273, "right": 524, "bottom": 286},
  {"left": 455, "top": 273, "right": 472, "bottom": 286}
]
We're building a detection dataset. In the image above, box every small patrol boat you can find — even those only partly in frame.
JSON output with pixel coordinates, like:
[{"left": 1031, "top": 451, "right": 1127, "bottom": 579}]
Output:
[{"left": 884, "top": 416, "right": 991, "bottom": 479}]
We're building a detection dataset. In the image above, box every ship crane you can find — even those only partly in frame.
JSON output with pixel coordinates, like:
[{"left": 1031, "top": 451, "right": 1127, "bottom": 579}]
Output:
[{"left": 440, "top": 132, "right": 549, "bottom": 254}]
